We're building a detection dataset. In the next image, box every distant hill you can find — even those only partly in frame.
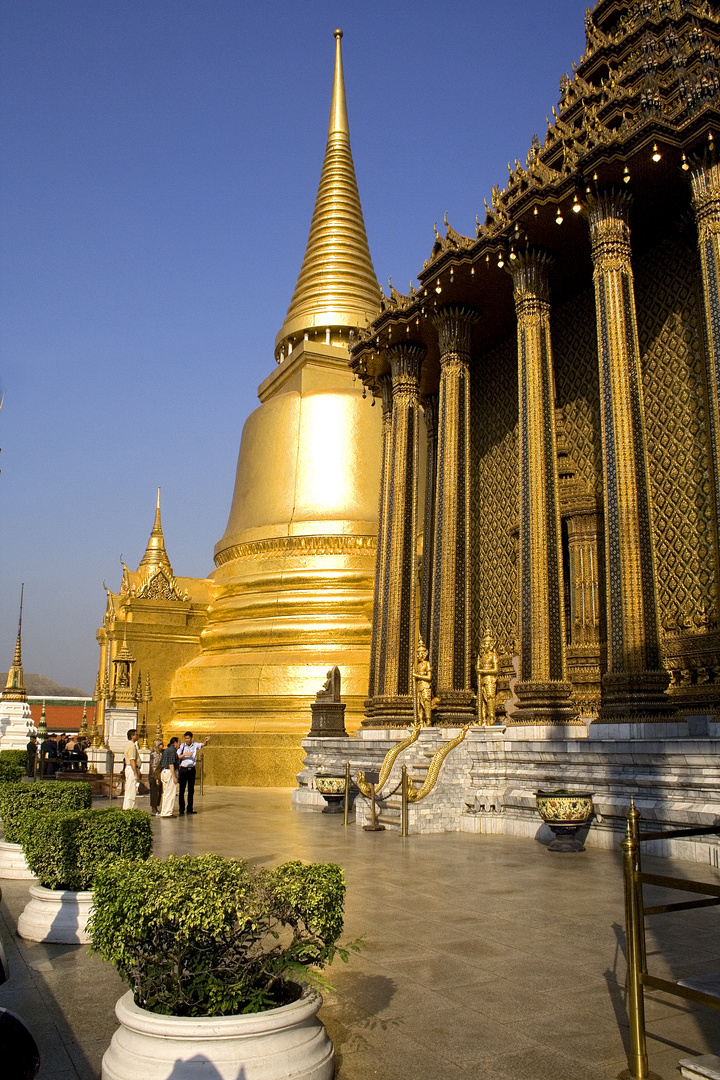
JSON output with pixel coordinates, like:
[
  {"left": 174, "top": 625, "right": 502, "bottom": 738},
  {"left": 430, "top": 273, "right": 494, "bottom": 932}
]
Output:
[{"left": 0, "top": 673, "right": 91, "bottom": 698}]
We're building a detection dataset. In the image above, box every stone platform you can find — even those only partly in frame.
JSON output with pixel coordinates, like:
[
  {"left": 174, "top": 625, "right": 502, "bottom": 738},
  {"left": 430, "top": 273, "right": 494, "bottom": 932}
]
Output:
[{"left": 294, "top": 716, "right": 720, "bottom": 862}]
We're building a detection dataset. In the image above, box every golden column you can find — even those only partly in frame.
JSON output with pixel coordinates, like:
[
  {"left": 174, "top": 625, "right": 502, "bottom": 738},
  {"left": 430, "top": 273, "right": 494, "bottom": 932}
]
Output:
[
  {"left": 366, "top": 344, "right": 425, "bottom": 722},
  {"left": 508, "top": 250, "right": 575, "bottom": 723},
  {"left": 367, "top": 374, "right": 393, "bottom": 702},
  {"left": 431, "top": 306, "right": 479, "bottom": 723},
  {"left": 689, "top": 155, "right": 720, "bottom": 608},
  {"left": 420, "top": 393, "right": 439, "bottom": 649},
  {"left": 586, "top": 190, "right": 670, "bottom": 717}
]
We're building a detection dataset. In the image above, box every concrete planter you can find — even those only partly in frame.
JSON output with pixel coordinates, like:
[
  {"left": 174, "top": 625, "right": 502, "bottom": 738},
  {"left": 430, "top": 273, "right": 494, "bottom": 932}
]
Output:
[
  {"left": 102, "top": 986, "right": 334, "bottom": 1080},
  {"left": 17, "top": 883, "right": 93, "bottom": 943},
  {"left": 0, "top": 840, "right": 34, "bottom": 880}
]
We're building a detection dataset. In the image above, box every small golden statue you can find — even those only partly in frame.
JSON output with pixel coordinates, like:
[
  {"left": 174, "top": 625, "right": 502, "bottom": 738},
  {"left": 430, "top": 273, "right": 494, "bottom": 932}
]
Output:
[
  {"left": 412, "top": 638, "right": 434, "bottom": 727},
  {"left": 476, "top": 624, "right": 498, "bottom": 726}
]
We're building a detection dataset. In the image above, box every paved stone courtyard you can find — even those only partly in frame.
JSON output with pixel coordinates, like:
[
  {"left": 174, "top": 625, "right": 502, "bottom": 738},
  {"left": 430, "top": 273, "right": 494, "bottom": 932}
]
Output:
[{"left": 1, "top": 786, "right": 719, "bottom": 1079}]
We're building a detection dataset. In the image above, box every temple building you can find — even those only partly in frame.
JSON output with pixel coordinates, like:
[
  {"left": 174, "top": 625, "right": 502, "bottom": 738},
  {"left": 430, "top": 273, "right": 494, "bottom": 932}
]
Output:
[
  {"left": 96, "top": 31, "right": 382, "bottom": 785},
  {"left": 297, "top": 0, "right": 720, "bottom": 850},
  {"left": 0, "top": 589, "right": 34, "bottom": 750}
]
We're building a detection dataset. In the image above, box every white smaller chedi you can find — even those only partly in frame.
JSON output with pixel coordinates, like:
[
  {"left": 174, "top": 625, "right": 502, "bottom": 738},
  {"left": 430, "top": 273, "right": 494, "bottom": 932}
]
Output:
[{"left": 0, "top": 587, "right": 36, "bottom": 752}]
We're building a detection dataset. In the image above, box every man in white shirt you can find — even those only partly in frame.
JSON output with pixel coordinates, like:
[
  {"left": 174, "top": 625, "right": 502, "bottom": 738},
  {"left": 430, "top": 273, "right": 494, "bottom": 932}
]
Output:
[
  {"left": 176, "top": 730, "right": 210, "bottom": 815},
  {"left": 122, "top": 728, "right": 141, "bottom": 810}
]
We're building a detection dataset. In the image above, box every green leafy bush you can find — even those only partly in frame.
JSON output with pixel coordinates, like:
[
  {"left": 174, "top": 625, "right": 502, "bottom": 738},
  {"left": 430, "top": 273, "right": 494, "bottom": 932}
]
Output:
[
  {"left": 0, "top": 762, "right": 23, "bottom": 784},
  {"left": 89, "top": 854, "right": 360, "bottom": 1017},
  {"left": 0, "top": 781, "right": 92, "bottom": 843},
  {"left": 20, "top": 808, "right": 152, "bottom": 890},
  {"left": 0, "top": 750, "right": 28, "bottom": 769}
]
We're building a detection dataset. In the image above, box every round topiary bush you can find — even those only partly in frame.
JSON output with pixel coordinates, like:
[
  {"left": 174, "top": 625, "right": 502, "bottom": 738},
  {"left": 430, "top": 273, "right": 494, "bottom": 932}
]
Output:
[
  {"left": 89, "top": 854, "right": 360, "bottom": 1017},
  {"left": 0, "top": 763, "right": 23, "bottom": 784},
  {"left": 0, "top": 781, "right": 92, "bottom": 843},
  {"left": 20, "top": 808, "right": 152, "bottom": 890},
  {"left": 0, "top": 750, "right": 27, "bottom": 770}
]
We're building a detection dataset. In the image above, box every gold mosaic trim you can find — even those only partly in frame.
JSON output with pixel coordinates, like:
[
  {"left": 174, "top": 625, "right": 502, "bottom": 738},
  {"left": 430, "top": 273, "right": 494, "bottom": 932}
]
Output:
[{"left": 215, "top": 534, "right": 377, "bottom": 567}]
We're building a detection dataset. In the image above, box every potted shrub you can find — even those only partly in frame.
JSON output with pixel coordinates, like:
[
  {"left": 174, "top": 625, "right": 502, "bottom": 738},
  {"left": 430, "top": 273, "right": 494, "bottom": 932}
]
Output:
[
  {"left": 89, "top": 853, "right": 360, "bottom": 1080},
  {"left": 0, "top": 761, "right": 24, "bottom": 785},
  {"left": 0, "top": 781, "right": 92, "bottom": 879},
  {"left": 17, "top": 807, "right": 151, "bottom": 943}
]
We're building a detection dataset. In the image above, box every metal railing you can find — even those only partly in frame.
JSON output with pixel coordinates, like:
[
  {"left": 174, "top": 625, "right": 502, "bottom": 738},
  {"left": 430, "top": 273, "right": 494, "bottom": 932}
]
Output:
[{"left": 620, "top": 802, "right": 720, "bottom": 1080}]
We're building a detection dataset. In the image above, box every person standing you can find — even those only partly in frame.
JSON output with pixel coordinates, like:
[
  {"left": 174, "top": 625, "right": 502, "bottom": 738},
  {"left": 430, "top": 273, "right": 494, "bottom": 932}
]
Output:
[
  {"left": 40, "top": 734, "right": 58, "bottom": 777},
  {"left": 148, "top": 738, "right": 163, "bottom": 816},
  {"left": 26, "top": 734, "right": 37, "bottom": 778},
  {"left": 122, "top": 729, "right": 141, "bottom": 810},
  {"left": 176, "top": 731, "right": 210, "bottom": 815},
  {"left": 159, "top": 737, "right": 180, "bottom": 818}
]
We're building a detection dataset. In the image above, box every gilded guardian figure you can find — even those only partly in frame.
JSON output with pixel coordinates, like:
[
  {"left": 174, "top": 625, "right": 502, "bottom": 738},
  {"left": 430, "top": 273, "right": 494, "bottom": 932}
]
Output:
[
  {"left": 476, "top": 624, "right": 499, "bottom": 726},
  {"left": 412, "top": 638, "right": 434, "bottom": 727}
]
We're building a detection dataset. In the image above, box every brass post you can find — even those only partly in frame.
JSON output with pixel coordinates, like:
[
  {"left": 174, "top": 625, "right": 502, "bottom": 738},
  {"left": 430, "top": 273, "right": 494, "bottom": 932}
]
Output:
[
  {"left": 108, "top": 751, "right": 115, "bottom": 802},
  {"left": 619, "top": 803, "right": 654, "bottom": 1080},
  {"left": 401, "top": 764, "right": 408, "bottom": 836},
  {"left": 200, "top": 753, "right": 204, "bottom": 798},
  {"left": 343, "top": 761, "right": 351, "bottom": 826}
]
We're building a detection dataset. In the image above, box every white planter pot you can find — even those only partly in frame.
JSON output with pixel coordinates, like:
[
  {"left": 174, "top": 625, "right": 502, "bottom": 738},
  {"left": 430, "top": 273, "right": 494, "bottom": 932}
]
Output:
[
  {"left": 102, "top": 987, "right": 334, "bottom": 1080},
  {"left": 17, "top": 883, "right": 93, "bottom": 943},
  {"left": 0, "top": 839, "right": 35, "bottom": 880}
]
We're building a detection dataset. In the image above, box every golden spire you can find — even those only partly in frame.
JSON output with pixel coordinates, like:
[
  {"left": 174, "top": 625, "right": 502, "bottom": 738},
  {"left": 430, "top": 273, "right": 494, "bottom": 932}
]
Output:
[
  {"left": 275, "top": 29, "right": 381, "bottom": 358},
  {"left": 2, "top": 584, "right": 27, "bottom": 703},
  {"left": 137, "top": 487, "right": 173, "bottom": 574}
]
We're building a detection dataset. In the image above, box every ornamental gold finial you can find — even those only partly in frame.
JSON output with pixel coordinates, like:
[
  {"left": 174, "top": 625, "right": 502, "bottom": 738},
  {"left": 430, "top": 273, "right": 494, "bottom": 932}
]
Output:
[
  {"left": 137, "top": 487, "right": 173, "bottom": 575},
  {"left": 275, "top": 29, "right": 381, "bottom": 358}
]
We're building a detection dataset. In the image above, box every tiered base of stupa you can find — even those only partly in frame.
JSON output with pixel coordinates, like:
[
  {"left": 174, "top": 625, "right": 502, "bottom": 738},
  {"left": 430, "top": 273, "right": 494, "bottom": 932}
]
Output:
[{"left": 0, "top": 700, "right": 34, "bottom": 751}]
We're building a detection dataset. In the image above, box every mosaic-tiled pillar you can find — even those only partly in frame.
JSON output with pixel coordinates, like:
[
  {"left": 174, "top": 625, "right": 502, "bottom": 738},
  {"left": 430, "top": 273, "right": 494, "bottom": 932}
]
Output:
[
  {"left": 372, "top": 345, "right": 424, "bottom": 719},
  {"left": 420, "top": 393, "right": 439, "bottom": 650},
  {"left": 367, "top": 374, "right": 393, "bottom": 703},
  {"left": 508, "top": 250, "right": 575, "bottom": 723},
  {"left": 587, "top": 190, "right": 670, "bottom": 717},
  {"left": 431, "top": 306, "right": 480, "bottom": 723},
  {"left": 689, "top": 157, "right": 720, "bottom": 614}
]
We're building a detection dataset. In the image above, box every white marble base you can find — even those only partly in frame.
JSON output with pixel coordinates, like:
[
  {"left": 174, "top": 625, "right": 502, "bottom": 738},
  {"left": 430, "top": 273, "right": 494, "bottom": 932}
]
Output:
[
  {"left": 0, "top": 700, "right": 34, "bottom": 751},
  {"left": 291, "top": 788, "right": 327, "bottom": 812},
  {"left": 680, "top": 1054, "right": 720, "bottom": 1079}
]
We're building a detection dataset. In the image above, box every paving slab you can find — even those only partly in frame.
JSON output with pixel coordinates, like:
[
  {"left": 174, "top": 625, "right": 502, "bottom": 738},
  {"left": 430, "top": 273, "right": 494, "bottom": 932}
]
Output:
[{"left": 0, "top": 786, "right": 718, "bottom": 1079}]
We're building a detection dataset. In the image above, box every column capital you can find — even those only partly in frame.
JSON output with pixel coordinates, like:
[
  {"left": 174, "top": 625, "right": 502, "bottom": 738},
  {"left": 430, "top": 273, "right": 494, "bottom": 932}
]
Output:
[
  {"left": 586, "top": 188, "right": 633, "bottom": 271},
  {"left": 421, "top": 393, "right": 439, "bottom": 435},
  {"left": 433, "top": 305, "right": 480, "bottom": 359},
  {"left": 507, "top": 248, "right": 554, "bottom": 304},
  {"left": 377, "top": 372, "right": 393, "bottom": 418},
  {"left": 688, "top": 152, "right": 720, "bottom": 239},
  {"left": 386, "top": 342, "right": 425, "bottom": 383}
]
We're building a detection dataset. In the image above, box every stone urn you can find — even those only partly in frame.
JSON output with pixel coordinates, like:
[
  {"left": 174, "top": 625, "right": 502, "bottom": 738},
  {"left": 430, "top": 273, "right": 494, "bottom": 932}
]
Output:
[
  {"left": 18, "top": 884, "right": 94, "bottom": 943},
  {"left": 536, "top": 790, "right": 594, "bottom": 852},
  {"left": 0, "top": 840, "right": 35, "bottom": 880},
  {"left": 102, "top": 986, "right": 333, "bottom": 1080},
  {"left": 314, "top": 775, "right": 346, "bottom": 814}
]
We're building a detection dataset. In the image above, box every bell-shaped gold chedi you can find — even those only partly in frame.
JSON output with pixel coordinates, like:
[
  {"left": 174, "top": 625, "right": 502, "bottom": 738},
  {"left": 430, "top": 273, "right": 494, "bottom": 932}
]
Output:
[{"left": 170, "top": 31, "right": 383, "bottom": 785}]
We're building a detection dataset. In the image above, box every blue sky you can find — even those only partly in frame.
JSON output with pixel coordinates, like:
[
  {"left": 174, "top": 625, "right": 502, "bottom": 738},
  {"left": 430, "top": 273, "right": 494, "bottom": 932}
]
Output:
[{"left": 0, "top": 1, "right": 586, "bottom": 692}]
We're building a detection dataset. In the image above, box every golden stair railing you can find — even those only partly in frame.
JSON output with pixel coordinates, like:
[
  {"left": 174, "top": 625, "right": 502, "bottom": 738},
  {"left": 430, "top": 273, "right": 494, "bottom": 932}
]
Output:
[
  {"left": 355, "top": 723, "right": 421, "bottom": 797},
  {"left": 405, "top": 724, "right": 470, "bottom": 803}
]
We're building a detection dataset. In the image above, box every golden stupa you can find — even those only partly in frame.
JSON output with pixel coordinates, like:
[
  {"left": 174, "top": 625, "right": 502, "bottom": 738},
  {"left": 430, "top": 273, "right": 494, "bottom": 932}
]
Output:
[{"left": 169, "top": 30, "right": 383, "bottom": 785}]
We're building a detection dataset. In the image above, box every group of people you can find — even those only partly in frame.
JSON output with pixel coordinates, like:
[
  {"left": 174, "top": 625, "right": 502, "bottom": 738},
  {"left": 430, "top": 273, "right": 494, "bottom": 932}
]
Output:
[
  {"left": 123, "top": 729, "right": 210, "bottom": 817},
  {"left": 26, "top": 732, "right": 91, "bottom": 777}
]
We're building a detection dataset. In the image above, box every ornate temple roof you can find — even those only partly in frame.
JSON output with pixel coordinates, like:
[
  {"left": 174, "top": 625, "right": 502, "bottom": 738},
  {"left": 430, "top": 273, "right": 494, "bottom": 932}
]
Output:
[
  {"left": 350, "top": 0, "right": 720, "bottom": 392},
  {"left": 274, "top": 30, "right": 381, "bottom": 360}
]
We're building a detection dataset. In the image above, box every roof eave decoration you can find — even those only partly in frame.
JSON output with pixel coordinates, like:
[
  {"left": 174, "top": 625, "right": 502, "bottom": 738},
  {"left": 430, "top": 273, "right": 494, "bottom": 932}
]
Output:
[{"left": 412, "top": 0, "right": 720, "bottom": 275}]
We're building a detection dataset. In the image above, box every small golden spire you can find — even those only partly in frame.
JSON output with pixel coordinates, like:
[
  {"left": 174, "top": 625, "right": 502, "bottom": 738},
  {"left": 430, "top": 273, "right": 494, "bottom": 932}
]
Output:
[
  {"left": 2, "top": 584, "right": 28, "bottom": 703},
  {"left": 137, "top": 487, "right": 173, "bottom": 574},
  {"left": 275, "top": 29, "right": 381, "bottom": 357}
]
